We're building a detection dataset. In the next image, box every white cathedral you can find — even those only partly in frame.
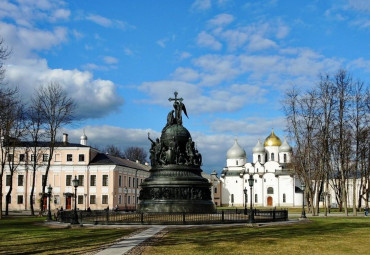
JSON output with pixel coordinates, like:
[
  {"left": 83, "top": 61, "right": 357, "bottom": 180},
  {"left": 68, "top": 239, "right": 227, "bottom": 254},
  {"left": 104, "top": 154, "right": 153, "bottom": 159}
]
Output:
[{"left": 220, "top": 130, "right": 304, "bottom": 207}]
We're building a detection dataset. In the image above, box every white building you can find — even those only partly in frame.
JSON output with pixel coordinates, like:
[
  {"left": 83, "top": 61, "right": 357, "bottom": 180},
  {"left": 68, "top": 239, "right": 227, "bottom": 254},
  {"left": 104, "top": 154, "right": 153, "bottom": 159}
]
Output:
[{"left": 221, "top": 130, "right": 304, "bottom": 207}]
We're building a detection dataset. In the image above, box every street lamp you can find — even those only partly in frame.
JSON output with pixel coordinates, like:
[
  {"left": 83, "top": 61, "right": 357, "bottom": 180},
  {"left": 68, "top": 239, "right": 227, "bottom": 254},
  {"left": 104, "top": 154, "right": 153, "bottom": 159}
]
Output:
[
  {"left": 123, "top": 186, "right": 128, "bottom": 211},
  {"left": 248, "top": 175, "right": 255, "bottom": 223},
  {"left": 301, "top": 182, "right": 306, "bottom": 218},
  {"left": 71, "top": 175, "right": 79, "bottom": 224},
  {"left": 243, "top": 187, "right": 248, "bottom": 215},
  {"left": 47, "top": 184, "right": 53, "bottom": 221}
]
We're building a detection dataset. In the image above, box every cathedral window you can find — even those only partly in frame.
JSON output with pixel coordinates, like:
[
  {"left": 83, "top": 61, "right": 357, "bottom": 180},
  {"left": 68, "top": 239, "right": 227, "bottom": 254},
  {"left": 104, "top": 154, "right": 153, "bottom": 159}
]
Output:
[
  {"left": 267, "top": 187, "right": 274, "bottom": 194},
  {"left": 271, "top": 153, "right": 275, "bottom": 161},
  {"left": 231, "top": 194, "right": 234, "bottom": 204},
  {"left": 236, "top": 160, "right": 238, "bottom": 165},
  {"left": 255, "top": 194, "right": 258, "bottom": 203},
  {"left": 284, "top": 154, "right": 287, "bottom": 163},
  {"left": 265, "top": 154, "right": 267, "bottom": 162},
  {"left": 283, "top": 193, "right": 286, "bottom": 203},
  {"left": 258, "top": 155, "right": 261, "bottom": 162}
]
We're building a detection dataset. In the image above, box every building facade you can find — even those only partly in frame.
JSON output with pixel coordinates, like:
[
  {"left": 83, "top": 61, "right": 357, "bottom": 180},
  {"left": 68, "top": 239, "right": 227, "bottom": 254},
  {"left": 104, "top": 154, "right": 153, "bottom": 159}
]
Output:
[
  {"left": 1, "top": 133, "right": 150, "bottom": 212},
  {"left": 220, "top": 130, "right": 303, "bottom": 207}
]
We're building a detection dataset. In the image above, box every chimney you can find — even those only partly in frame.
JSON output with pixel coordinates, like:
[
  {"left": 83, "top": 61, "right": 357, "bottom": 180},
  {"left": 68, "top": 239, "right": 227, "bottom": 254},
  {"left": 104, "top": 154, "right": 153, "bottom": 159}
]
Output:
[{"left": 63, "top": 133, "right": 68, "bottom": 144}]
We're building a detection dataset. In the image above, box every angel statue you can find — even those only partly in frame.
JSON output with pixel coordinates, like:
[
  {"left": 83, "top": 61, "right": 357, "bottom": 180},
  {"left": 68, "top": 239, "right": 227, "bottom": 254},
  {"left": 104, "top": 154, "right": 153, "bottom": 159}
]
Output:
[{"left": 168, "top": 92, "right": 188, "bottom": 125}]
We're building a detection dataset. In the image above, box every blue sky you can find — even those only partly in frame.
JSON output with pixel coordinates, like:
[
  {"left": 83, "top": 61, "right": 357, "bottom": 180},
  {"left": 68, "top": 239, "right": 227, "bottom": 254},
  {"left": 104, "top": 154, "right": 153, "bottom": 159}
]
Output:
[{"left": 1, "top": 0, "right": 370, "bottom": 172}]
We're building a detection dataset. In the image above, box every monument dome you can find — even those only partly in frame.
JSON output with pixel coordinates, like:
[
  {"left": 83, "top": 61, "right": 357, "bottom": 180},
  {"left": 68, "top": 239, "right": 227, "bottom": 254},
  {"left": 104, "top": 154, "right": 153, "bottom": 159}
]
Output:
[{"left": 226, "top": 140, "right": 246, "bottom": 159}]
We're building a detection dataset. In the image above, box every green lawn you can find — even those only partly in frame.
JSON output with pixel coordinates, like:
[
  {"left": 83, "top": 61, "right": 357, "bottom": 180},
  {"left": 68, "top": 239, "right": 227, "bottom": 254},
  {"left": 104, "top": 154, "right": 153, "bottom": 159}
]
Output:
[
  {"left": 143, "top": 217, "right": 370, "bottom": 255},
  {"left": 0, "top": 217, "right": 140, "bottom": 254}
]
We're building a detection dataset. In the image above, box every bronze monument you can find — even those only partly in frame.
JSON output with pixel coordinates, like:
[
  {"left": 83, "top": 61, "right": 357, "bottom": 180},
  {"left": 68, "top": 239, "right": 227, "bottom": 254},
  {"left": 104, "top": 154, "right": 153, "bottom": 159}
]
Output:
[{"left": 138, "top": 92, "right": 216, "bottom": 213}]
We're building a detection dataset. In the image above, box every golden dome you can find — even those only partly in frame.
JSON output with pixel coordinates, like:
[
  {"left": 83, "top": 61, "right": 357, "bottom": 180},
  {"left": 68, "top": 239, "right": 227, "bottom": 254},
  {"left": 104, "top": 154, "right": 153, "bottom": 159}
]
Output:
[{"left": 264, "top": 130, "right": 282, "bottom": 147}]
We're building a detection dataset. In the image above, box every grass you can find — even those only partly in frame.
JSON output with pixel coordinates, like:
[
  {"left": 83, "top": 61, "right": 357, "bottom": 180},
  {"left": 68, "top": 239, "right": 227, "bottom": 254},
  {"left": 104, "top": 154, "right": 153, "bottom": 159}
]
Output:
[
  {"left": 143, "top": 217, "right": 370, "bottom": 255},
  {"left": 0, "top": 216, "right": 140, "bottom": 254}
]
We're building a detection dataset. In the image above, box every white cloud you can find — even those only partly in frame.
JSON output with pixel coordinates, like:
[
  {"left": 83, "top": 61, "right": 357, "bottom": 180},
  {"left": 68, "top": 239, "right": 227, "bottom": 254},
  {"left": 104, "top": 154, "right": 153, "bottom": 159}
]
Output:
[
  {"left": 348, "top": 0, "right": 370, "bottom": 12},
  {"left": 6, "top": 59, "right": 124, "bottom": 119},
  {"left": 103, "top": 56, "right": 119, "bottom": 64},
  {"left": 157, "top": 38, "right": 168, "bottom": 48},
  {"left": 171, "top": 67, "right": 200, "bottom": 82},
  {"left": 124, "top": 47, "right": 133, "bottom": 56},
  {"left": 179, "top": 51, "right": 191, "bottom": 59},
  {"left": 247, "top": 35, "right": 277, "bottom": 51},
  {"left": 191, "top": 0, "right": 212, "bottom": 11},
  {"left": 208, "top": 14, "right": 234, "bottom": 27},
  {"left": 196, "top": 31, "right": 222, "bottom": 50},
  {"left": 137, "top": 80, "right": 266, "bottom": 113},
  {"left": 86, "top": 14, "right": 112, "bottom": 27}
]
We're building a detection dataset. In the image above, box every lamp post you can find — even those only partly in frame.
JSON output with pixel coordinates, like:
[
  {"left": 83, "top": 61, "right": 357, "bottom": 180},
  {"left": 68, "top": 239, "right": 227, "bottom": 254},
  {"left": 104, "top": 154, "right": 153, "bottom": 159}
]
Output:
[
  {"left": 47, "top": 185, "right": 53, "bottom": 221},
  {"left": 71, "top": 175, "right": 79, "bottom": 224},
  {"left": 243, "top": 187, "right": 248, "bottom": 215},
  {"left": 301, "top": 182, "right": 306, "bottom": 218},
  {"left": 123, "top": 187, "right": 128, "bottom": 211},
  {"left": 248, "top": 175, "right": 255, "bottom": 223}
]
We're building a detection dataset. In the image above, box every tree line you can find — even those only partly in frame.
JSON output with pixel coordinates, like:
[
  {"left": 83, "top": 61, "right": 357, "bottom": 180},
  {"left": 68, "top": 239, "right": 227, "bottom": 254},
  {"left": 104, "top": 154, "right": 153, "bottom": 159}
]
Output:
[{"left": 283, "top": 69, "right": 369, "bottom": 216}]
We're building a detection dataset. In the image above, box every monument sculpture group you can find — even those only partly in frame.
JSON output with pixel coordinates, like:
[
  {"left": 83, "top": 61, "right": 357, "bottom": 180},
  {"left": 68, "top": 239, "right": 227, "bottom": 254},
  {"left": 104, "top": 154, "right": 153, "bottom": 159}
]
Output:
[{"left": 138, "top": 92, "right": 215, "bottom": 213}]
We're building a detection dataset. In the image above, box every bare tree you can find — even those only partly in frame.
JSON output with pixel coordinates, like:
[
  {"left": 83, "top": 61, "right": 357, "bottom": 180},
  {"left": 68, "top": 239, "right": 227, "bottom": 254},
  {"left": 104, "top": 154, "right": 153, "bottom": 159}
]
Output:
[
  {"left": 104, "top": 145, "right": 124, "bottom": 158},
  {"left": 124, "top": 146, "right": 148, "bottom": 163},
  {"left": 34, "top": 82, "right": 76, "bottom": 211},
  {"left": 26, "top": 96, "right": 46, "bottom": 215}
]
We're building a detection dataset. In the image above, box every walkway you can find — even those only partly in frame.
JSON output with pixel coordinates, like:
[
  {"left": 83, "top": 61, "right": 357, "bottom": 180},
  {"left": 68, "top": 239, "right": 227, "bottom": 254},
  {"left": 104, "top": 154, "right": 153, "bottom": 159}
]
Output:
[{"left": 95, "top": 225, "right": 166, "bottom": 255}]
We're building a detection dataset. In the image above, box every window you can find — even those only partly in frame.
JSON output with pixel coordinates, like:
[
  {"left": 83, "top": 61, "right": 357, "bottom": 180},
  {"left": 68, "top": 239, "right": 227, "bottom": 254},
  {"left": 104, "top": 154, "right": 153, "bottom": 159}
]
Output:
[
  {"left": 102, "top": 195, "right": 108, "bottom": 204},
  {"left": 119, "top": 175, "right": 122, "bottom": 187},
  {"left": 128, "top": 196, "right": 131, "bottom": 204},
  {"left": 79, "top": 154, "right": 85, "bottom": 162},
  {"left": 54, "top": 154, "right": 61, "bottom": 162},
  {"left": 102, "top": 175, "right": 108, "bottom": 186},
  {"left": 128, "top": 177, "right": 131, "bottom": 188},
  {"left": 17, "top": 195, "right": 23, "bottom": 204},
  {"left": 90, "top": 175, "right": 96, "bottom": 186},
  {"left": 231, "top": 194, "right": 234, "bottom": 204},
  {"left": 6, "top": 175, "right": 11, "bottom": 186},
  {"left": 258, "top": 155, "right": 261, "bottom": 162},
  {"left": 214, "top": 187, "right": 217, "bottom": 193},
  {"left": 42, "top": 175, "right": 47, "bottom": 185},
  {"left": 67, "top": 154, "right": 73, "bottom": 161},
  {"left": 7, "top": 154, "right": 14, "bottom": 162},
  {"left": 54, "top": 195, "right": 60, "bottom": 204},
  {"left": 283, "top": 193, "right": 286, "bottom": 203},
  {"left": 267, "top": 187, "right": 274, "bottom": 194},
  {"left": 118, "top": 195, "right": 122, "bottom": 204},
  {"left": 18, "top": 175, "right": 24, "bottom": 186},
  {"left": 78, "top": 195, "right": 84, "bottom": 204},
  {"left": 271, "top": 153, "right": 275, "bottom": 161},
  {"left": 19, "top": 154, "right": 25, "bottom": 162},
  {"left": 255, "top": 179, "right": 257, "bottom": 183},
  {"left": 236, "top": 160, "right": 238, "bottom": 165},
  {"left": 255, "top": 194, "right": 258, "bottom": 203},
  {"left": 66, "top": 175, "right": 72, "bottom": 186},
  {"left": 31, "top": 154, "right": 36, "bottom": 162},
  {"left": 78, "top": 175, "right": 84, "bottom": 186},
  {"left": 284, "top": 154, "right": 287, "bottom": 163},
  {"left": 42, "top": 154, "right": 49, "bottom": 162},
  {"left": 90, "top": 195, "right": 96, "bottom": 204}
]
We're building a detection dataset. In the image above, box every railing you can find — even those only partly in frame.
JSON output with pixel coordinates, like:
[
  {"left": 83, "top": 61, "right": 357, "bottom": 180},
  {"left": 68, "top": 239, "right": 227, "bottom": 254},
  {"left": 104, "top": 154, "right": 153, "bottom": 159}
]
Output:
[{"left": 58, "top": 208, "right": 288, "bottom": 225}]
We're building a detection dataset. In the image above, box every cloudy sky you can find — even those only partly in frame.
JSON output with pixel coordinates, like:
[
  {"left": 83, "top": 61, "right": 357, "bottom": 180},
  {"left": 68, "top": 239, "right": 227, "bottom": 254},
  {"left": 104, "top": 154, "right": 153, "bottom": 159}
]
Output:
[{"left": 1, "top": 0, "right": 370, "bottom": 173}]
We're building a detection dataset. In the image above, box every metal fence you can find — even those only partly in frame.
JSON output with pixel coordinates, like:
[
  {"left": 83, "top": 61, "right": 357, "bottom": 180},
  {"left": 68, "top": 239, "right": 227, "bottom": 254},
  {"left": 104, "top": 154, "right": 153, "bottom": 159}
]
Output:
[{"left": 58, "top": 208, "right": 288, "bottom": 225}]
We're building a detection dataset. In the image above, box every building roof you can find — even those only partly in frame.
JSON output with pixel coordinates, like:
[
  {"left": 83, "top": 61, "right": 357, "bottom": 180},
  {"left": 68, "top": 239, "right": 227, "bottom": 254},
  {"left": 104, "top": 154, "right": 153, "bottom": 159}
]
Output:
[
  {"left": 89, "top": 153, "right": 151, "bottom": 171},
  {"left": 264, "top": 129, "right": 282, "bottom": 147},
  {"left": 226, "top": 139, "right": 246, "bottom": 159},
  {"left": 10, "top": 141, "right": 89, "bottom": 148}
]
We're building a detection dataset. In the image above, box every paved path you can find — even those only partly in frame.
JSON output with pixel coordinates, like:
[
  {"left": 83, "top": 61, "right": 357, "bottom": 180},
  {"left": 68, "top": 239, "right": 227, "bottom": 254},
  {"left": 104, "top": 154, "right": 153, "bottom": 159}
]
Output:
[{"left": 95, "top": 226, "right": 166, "bottom": 255}]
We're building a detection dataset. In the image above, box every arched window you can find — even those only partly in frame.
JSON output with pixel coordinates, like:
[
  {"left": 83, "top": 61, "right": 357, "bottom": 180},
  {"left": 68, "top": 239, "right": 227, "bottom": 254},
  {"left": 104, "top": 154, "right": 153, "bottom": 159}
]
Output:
[
  {"left": 265, "top": 154, "right": 267, "bottom": 162},
  {"left": 236, "top": 160, "right": 238, "bottom": 165},
  {"left": 267, "top": 187, "right": 274, "bottom": 194},
  {"left": 258, "top": 155, "right": 261, "bottom": 162},
  {"left": 284, "top": 154, "right": 287, "bottom": 163},
  {"left": 231, "top": 194, "right": 234, "bottom": 204},
  {"left": 283, "top": 193, "right": 286, "bottom": 203},
  {"left": 271, "top": 153, "right": 275, "bottom": 161},
  {"left": 255, "top": 194, "right": 258, "bottom": 203}
]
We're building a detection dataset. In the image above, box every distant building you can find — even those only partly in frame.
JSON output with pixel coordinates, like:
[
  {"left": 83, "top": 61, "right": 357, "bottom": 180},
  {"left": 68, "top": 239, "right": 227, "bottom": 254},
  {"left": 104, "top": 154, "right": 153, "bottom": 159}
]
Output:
[{"left": 1, "top": 133, "right": 150, "bottom": 212}]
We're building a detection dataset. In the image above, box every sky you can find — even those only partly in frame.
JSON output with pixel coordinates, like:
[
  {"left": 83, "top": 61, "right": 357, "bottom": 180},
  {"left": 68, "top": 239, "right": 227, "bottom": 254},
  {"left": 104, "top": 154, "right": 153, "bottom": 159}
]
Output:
[{"left": 1, "top": 0, "right": 370, "bottom": 173}]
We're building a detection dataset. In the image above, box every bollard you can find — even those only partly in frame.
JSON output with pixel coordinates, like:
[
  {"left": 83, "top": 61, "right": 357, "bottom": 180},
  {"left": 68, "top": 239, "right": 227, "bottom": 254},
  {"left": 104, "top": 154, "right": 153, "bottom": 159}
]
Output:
[
  {"left": 222, "top": 210, "right": 224, "bottom": 222},
  {"left": 141, "top": 213, "right": 144, "bottom": 224},
  {"left": 183, "top": 212, "right": 186, "bottom": 224}
]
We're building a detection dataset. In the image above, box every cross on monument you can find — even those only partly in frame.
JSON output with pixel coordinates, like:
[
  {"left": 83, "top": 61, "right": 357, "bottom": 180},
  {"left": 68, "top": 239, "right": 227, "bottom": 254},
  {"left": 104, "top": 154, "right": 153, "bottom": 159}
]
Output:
[{"left": 168, "top": 91, "right": 183, "bottom": 104}]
